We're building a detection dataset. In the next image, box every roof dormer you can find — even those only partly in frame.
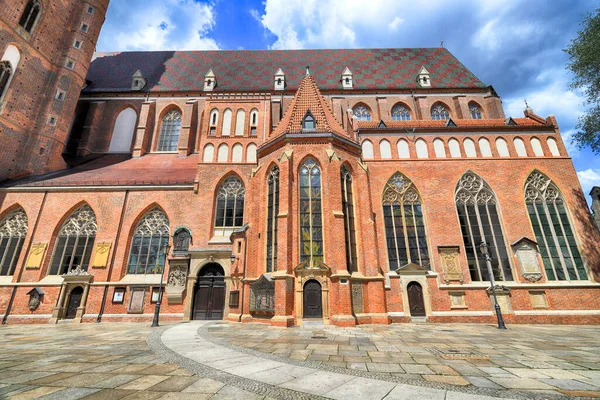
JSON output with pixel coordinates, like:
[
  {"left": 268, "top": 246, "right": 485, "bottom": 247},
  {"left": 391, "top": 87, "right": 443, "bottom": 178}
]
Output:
[
  {"left": 341, "top": 67, "right": 353, "bottom": 89},
  {"left": 417, "top": 66, "right": 431, "bottom": 88},
  {"left": 274, "top": 68, "right": 285, "bottom": 91},
  {"left": 131, "top": 69, "right": 147, "bottom": 91},
  {"left": 204, "top": 69, "right": 216, "bottom": 91}
]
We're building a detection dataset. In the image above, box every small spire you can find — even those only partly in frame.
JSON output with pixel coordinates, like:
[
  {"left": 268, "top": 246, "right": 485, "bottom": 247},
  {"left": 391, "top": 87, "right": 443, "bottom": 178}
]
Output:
[
  {"left": 306, "top": 65, "right": 310, "bottom": 76},
  {"left": 440, "top": 40, "right": 444, "bottom": 48}
]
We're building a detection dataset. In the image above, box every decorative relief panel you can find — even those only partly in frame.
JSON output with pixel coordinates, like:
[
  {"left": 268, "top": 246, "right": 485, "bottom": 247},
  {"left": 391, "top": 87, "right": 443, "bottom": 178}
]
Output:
[
  {"left": 512, "top": 238, "right": 542, "bottom": 282},
  {"left": 92, "top": 243, "right": 111, "bottom": 268},
  {"left": 25, "top": 243, "right": 47, "bottom": 269},
  {"left": 529, "top": 290, "right": 549, "bottom": 309},
  {"left": 250, "top": 274, "right": 275, "bottom": 312},
  {"left": 351, "top": 281, "right": 364, "bottom": 314},
  {"left": 449, "top": 291, "right": 467, "bottom": 309},
  {"left": 438, "top": 246, "right": 462, "bottom": 284}
]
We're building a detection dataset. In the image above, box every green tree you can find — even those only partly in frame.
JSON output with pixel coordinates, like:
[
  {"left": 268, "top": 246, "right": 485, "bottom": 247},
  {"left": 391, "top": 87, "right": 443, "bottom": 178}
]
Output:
[{"left": 565, "top": 8, "right": 600, "bottom": 153}]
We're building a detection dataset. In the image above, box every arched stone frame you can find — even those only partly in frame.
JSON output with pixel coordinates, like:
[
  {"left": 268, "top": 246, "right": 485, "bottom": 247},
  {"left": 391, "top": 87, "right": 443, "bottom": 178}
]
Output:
[
  {"left": 430, "top": 101, "right": 451, "bottom": 121},
  {"left": 184, "top": 253, "right": 232, "bottom": 321},
  {"left": 0, "top": 44, "right": 22, "bottom": 107},
  {"left": 294, "top": 262, "right": 331, "bottom": 322},
  {"left": 390, "top": 102, "right": 412, "bottom": 121},
  {"left": 107, "top": 106, "right": 138, "bottom": 153},
  {"left": 352, "top": 103, "right": 372, "bottom": 121},
  {"left": 396, "top": 271, "right": 433, "bottom": 318},
  {"left": 172, "top": 226, "right": 192, "bottom": 254},
  {"left": 211, "top": 172, "right": 246, "bottom": 240},
  {"left": 0, "top": 205, "right": 28, "bottom": 278},
  {"left": 152, "top": 105, "right": 183, "bottom": 152},
  {"left": 468, "top": 101, "right": 484, "bottom": 119}
]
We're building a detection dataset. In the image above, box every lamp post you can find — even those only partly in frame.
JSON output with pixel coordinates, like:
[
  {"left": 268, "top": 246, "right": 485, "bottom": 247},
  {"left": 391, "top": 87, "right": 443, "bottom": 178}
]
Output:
[
  {"left": 151, "top": 242, "right": 171, "bottom": 327},
  {"left": 479, "top": 241, "right": 507, "bottom": 329}
]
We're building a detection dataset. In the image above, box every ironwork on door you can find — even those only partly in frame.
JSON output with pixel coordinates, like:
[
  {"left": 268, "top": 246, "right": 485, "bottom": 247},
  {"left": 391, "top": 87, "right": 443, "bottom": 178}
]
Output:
[
  {"left": 407, "top": 281, "right": 426, "bottom": 317},
  {"left": 65, "top": 286, "right": 83, "bottom": 319},
  {"left": 303, "top": 280, "right": 322, "bottom": 318},
  {"left": 193, "top": 263, "right": 225, "bottom": 320}
]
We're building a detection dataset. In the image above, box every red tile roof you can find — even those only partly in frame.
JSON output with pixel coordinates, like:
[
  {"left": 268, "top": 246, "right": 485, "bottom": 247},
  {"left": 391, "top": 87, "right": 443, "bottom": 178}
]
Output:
[
  {"left": 6, "top": 154, "right": 198, "bottom": 187},
  {"left": 84, "top": 48, "right": 486, "bottom": 93},
  {"left": 357, "top": 118, "right": 547, "bottom": 130}
]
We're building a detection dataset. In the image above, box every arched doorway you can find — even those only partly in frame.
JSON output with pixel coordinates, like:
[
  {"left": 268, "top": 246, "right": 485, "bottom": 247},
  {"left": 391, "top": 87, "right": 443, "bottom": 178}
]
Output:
[
  {"left": 193, "top": 263, "right": 225, "bottom": 320},
  {"left": 407, "top": 282, "right": 426, "bottom": 317},
  {"left": 303, "top": 280, "right": 322, "bottom": 318},
  {"left": 65, "top": 286, "right": 83, "bottom": 319}
]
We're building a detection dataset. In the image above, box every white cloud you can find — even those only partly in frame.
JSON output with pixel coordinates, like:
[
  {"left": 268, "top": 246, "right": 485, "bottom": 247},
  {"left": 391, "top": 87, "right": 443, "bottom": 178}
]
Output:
[
  {"left": 99, "top": 0, "right": 219, "bottom": 52},
  {"left": 388, "top": 17, "right": 404, "bottom": 32},
  {"left": 577, "top": 169, "right": 600, "bottom": 202},
  {"left": 472, "top": 18, "right": 539, "bottom": 52}
]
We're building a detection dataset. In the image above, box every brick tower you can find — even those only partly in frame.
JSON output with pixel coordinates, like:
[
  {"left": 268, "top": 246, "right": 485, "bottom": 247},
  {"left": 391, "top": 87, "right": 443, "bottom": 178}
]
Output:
[
  {"left": 0, "top": 0, "right": 109, "bottom": 181},
  {"left": 591, "top": 187, "right": 600, "bottom": 230}
]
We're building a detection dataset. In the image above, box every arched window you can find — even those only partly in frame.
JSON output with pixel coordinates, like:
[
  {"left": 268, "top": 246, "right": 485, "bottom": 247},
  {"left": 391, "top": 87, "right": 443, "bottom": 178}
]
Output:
[
  {"left": 416, "top": 139, "right": 428, "bottom": 158},
  {"left": 299, "top": 158, "right": 323, "bottom": 266},
  {"left": 235, "top": 109, "right": 246, "bottom": 136},
  {"left": 479, "top": 138, "right": 492, "bottom": 157},
  {"left": 203, "top": 144, "right": 214, "bottom": 162},
  {"left": 19, "top": 0, "right": 41, "bottom": 33},
  {"left": 250, "top": 108, "right": 259, "bottom": 135},
  {"left": 217, "top": 143, "right": 228, "bottom": 162},
  {"left": 469, "top": 103, "right": 482, "bottom": 119},
  {"left": 302, "top": 111, "right": 316, "bottom": 131},
  {"left": 382, "top": 173, "right": 430, "bottom": 269},
  {"left": 209, "top": 108, "right": 219, "bottom": 135},
  {"left": 0, "top": 62, "right": 12, "bottom": 102},
  {"left": 222, "top": 109, "right": 232, "bottom": 136},
  {"left": 514, "top": 138, "right": 527, "bottom": 157},
  {"left": 341, "top": 166, "right": 358, "bottom": 272},
  {"left": 231, "top": 143, "right": 243, "bottom": 162},
  {"left": 547, "top": 138, "right": 560, "bottom": 156},
  {"left": 108, "top": 108, "right": 137, "bottom": 153},
  {"left": 266, "top": 166, "right": 279, "bottom": 273},
  {"left": 531, "top": 138, "right": 544, "bottom": 156},
  {"left": 430, "top": 103, "right": 450, "bottom": 121},
  {"left": 214, "top": 175, "right": 245, "bottom": 237},
  {"left": 127, "top": 208, "right": 170, "bottom": 274},
  {"left": 455, "top": 173, "right": 512, "bottom": 281},
  {"left": 496, "top": 137, "right": 510, "bottom": 156},
  {"left": 157, "top": 109, "right": 181, "bottom": 151},
  {"left": 525, "top": 171, "right": 587, "bottom": 280},
  {"left": 246, "top": 143, "right": 257, "bottom": 163},
  {"left": 379, "top": 139, "right": 392, "bottom": 159},
  {"left": 464, "top": 138, "right": 477, "bottom": 157},
  {"left": 49, "top": 205, "right": 97, "bottom": 275},
  {"left": 449, "top": 138, "right": 461, "bottom": 158},
  {"left": 353, "top": 104, "right": 371, "bottom": 121},
  {"left": 391, "top": 104, "right": 411, "bottom": 121},
  {"left": 362, "top": 140, "right": 374, "bottom": 159},
  {"left": 433, "top": 139, "right": 446, "bottom": 158},
  {"left": 397, "top": 139, "right": 410, "bottom": 158},
  {"left": 0, "top": 209, "right": 27, "bottom": 276}
]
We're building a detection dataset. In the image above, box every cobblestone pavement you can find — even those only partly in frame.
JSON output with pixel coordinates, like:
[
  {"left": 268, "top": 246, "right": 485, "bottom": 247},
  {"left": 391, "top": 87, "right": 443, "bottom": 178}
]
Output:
[{"left": 1, "top": 321, "right": 599, "bottom": 400}]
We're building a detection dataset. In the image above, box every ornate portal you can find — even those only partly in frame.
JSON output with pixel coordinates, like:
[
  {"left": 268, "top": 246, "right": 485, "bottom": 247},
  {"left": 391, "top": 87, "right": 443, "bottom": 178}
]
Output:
[{"left": 250, "top": 274, "right": 275, "bottom": 312}]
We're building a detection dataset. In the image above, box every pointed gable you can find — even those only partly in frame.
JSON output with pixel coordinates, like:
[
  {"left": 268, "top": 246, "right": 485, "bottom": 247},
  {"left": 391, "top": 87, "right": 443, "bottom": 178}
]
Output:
[{"left": 271, "top": 73, "right": 347, "bottom": 138}]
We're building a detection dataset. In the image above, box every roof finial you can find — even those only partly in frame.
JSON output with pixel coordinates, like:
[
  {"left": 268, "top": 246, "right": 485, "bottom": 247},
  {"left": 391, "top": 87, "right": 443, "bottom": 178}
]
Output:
[
  {"left": 306, "top": 65, "right": 310, "bottom": 76},
  {"left": 524, "top": 98, "right": 532, "bottom": 111},
  {"left": 440, "top": 40, "right": 444, "bottom": 48}
]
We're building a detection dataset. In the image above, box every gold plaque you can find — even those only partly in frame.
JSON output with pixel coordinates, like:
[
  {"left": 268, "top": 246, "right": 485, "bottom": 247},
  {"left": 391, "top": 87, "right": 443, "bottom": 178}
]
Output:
[
  {"left": 25, "top": 243, "right": 47, "bottom": 269},
  {"left": 92, "top": 242, "right": 111, "bottom": 268}
]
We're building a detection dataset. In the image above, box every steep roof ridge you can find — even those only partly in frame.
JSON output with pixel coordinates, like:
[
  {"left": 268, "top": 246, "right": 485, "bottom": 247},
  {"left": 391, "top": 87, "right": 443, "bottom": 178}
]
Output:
[{"left": 271, "top": 73, "right": 347, "bottom": 138}]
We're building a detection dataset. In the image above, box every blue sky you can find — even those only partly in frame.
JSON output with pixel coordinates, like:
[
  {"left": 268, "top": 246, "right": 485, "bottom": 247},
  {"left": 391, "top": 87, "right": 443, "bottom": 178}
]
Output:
[{"left": 96, "top": 0, "right": 600, "bottom": 205}]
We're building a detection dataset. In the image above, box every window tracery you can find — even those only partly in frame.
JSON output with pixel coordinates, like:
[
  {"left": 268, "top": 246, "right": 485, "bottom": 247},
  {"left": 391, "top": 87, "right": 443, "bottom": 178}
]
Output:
[
  {"left": 391, "top": 104, "right": 411, "bottom": 121},
  {"left": 341, "top": 166, "right": 358, "bottom": 272},
  {"left": 157, "top": 109, "right": 181, "bottom": 151},
  {"left": 469, "top": 103, "right": 482, "bottom": 119},
  {"left": 0, "top": 210, "right": 27, "bottom": 276},
  {"left": 0, "top": 62, "right": 12, "bottom": 101},
  {"left": 50, "top": 205, "right": 97, "bottom": 275},
  {"left": 266, "top": 166, "right": 279, "bottom": 273},
  {"left": 214, "top": 176, "right": 245, "bottom": 236},
  {"left": 299, "top": 158, "right": 323, "bottom": 267},
  {"left": 431, "top": 103, "right": 450, "bottom": 121},
  {"left": 353, "top": 105, "right": 371, "bottom": 121},
  {"left": 127, "top": 208, "right": 170, "bottom": 274}
]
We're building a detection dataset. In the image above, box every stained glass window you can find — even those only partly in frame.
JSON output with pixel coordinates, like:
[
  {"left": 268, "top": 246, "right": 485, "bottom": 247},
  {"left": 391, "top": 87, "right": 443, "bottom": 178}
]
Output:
[
  {"left": 0, "top": 209, "right": 27, "bottom": 276},
  {"left": 50, "top": 205, "right": 97, "bottom": 274},
  {"left": 431, "top": 103, "right": 450, "bottom": 121},
  {"left": 391, "top": 104, "right": 411, "bottom": 121},
  {"left": 214, "top": 175, "right": 245, "bottom": 236},
  {"left": 157, "top": 109, "right": 181, "bottom": 151},
  {"left": 353, "top": 105, "right": 371, "bottom": 121},
  {"left": 341, "top": 166, "right": 358, "bottom": 272},
  {"left": 525, "top": 171, "right": 587, "bottom": 280},
  {"left": 382, "top": 173, "right": 430, "bottom": 269},
  {"left": 266, "top": 166, "right": 279, "bottom": 273},
  {"left": 455, "top": 173, "right": 512, "bottom": 281},
  {"left": 299, "top": 158, "right": 323, "bottom": 266},
  {"left": 127, "top": 208, "right": 170, "bottom": 274},
  {"left": 469, "top": 103, "right": 482, "bottom": 119}
]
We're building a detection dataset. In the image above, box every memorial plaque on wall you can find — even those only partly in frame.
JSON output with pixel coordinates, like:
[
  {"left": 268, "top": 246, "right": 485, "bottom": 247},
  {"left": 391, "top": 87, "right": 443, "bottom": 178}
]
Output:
[
  {"left": 512, "top": 238, "right": 542, "bottom": 282},
  {"left": 351, "top": 281, "right": 363, "bottom": 314},
  {"left": 438, "top": 246, "right": 462, "bottom": 284},
  {"left": 128, "top": 287, "right": 145, "bottom": 314},
  {"left": 250, "top": 275, "right": 275, "bottom": 312}
]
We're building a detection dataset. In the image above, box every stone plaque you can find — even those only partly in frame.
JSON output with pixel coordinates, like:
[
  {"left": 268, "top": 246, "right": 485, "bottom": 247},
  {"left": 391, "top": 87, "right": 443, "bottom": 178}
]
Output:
[
  {"left": 529, "top": 290, "right": 548, "bottom": 308},
  {"left": 512, "top": 238, "right": 542, "bottom": 282},
  {"left": 92, "top": 242, "right": 111, "bottom": 268},
  {"left": 250, "top": 274, "right": 275, "bottom": 312},
  {"left": 128, "top": 287, "right": 145, "bottom": 314},
  {"left": 438, "top": 246, "right": 462, "bottom": 284},
  {"left": 449, "top": 291, "right": 466, "bottom": 309},
  {"left": 351, "top": 281, "right": 364, "bottom": 314},
  {"left": 25, "top": 243, "right": 47, "bottom": 269}
]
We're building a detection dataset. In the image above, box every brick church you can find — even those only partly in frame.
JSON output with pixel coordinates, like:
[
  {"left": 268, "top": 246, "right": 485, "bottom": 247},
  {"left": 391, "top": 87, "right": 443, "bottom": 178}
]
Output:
[{"left": 1, "top": 0, "right": 599, "bottom": 326}]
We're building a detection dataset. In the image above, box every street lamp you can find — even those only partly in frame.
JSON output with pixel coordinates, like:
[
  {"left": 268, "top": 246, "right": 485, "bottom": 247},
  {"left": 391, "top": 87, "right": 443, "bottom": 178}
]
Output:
[
  {"left": 151, "top": 242, "right": 171, "bottom": 327},
  {"left": 479, "top": 241, "right": 507, "bottom": 329}
]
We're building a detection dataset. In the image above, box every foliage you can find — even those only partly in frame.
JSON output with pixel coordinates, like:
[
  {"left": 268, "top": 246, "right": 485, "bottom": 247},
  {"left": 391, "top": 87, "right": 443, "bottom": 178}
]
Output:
[{"left": 565, "top": 8, "right": 600, "bottom": 153}]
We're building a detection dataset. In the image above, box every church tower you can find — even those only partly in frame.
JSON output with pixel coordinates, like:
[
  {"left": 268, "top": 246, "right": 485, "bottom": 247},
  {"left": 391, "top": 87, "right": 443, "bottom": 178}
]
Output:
[
  {"left": 591, "top": 187, "right": 600, "bottom": 231},
  {"left": 0, "top": 0, "right": 109, "bottom": 181}
]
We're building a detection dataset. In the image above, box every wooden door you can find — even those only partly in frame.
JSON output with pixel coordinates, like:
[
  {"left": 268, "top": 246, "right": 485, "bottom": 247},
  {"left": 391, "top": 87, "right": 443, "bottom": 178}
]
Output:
[
  {"left": 407, "top": 282, "right": 426, "bottom": 317},
  {"left": 303, "top": 280, "right": 322, "bottom": 318},
  {"left": 65, "top": 286, "right": 83, "bottom": 319},
  {"left": 193, "top": 277, "right": 225, "bottom": 320}
]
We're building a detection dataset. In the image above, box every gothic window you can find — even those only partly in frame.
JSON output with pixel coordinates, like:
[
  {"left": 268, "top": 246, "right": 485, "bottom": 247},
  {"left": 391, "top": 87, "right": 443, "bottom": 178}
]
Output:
[
  {"left": 299, "top": 158, "right": 323, "bottom": 266},
  {"left": 525, "top": 171, "right": 587, "bottom": 280},
  {"left": 455, "top": 173, "right": 512, "bottom": 281},
  {"left": 302, "top": 111, "right": 316, "bottom": 131},
  {"left": 382, "top": 173, "right": 430, "bottom": 269},
  {"left": 430, "top": 103, "right": 450, "bottom": 121},
  {"left": 214, "top": 175, "right": 245, "bottom": 236},
  {"left": 0, "top": 209, "right": 27, "bottom": 276},
  {"left": 469, "top": 103, "right": 482, "bottom": 119},
  {"left": 250, "top": 108, "right": 258, "bottom": 135},
  {"left": 353, "top": 105, "right": 371, "bottom": 121},
  {"left": 157, "top": 109, "right": 181, "bottom": 151},
  {"left": 127, "top": 208, "right": 170, "bottom": 274},
  {"left": 266, "top": 166, "right": 279, "bottom": 273},
  {"left": 19, "top": 0, "right": 41, "bottom": 33},
  {"left": 49, "top": 205, "right": 97, "bottom": 275},
  {"left": 173, "top": 228, "right": 191, "bottom": 253},
  {"left": 0, "top": 62, "right": 11, "bottom": 102},
  {"left": 391, "top": 104, "right": 411, "bottom": 121},
  {"left": 341, "top": 166, "right": 358, "bottom": 272}
]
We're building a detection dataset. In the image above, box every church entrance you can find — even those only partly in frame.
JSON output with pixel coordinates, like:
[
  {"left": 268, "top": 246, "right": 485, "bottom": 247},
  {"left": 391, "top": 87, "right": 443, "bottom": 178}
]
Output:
[
  {"left": 407, "top": 282, "right": 426, "bottom": 317},
  {"left": 192, "top": 263, "right": 225, "bottom": 320},
  {"left": 65, "top": 286, "right": 83, "bottom": 319},
  {"left": 303, "top": 280, "right": 322, "bottom": 318}
]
